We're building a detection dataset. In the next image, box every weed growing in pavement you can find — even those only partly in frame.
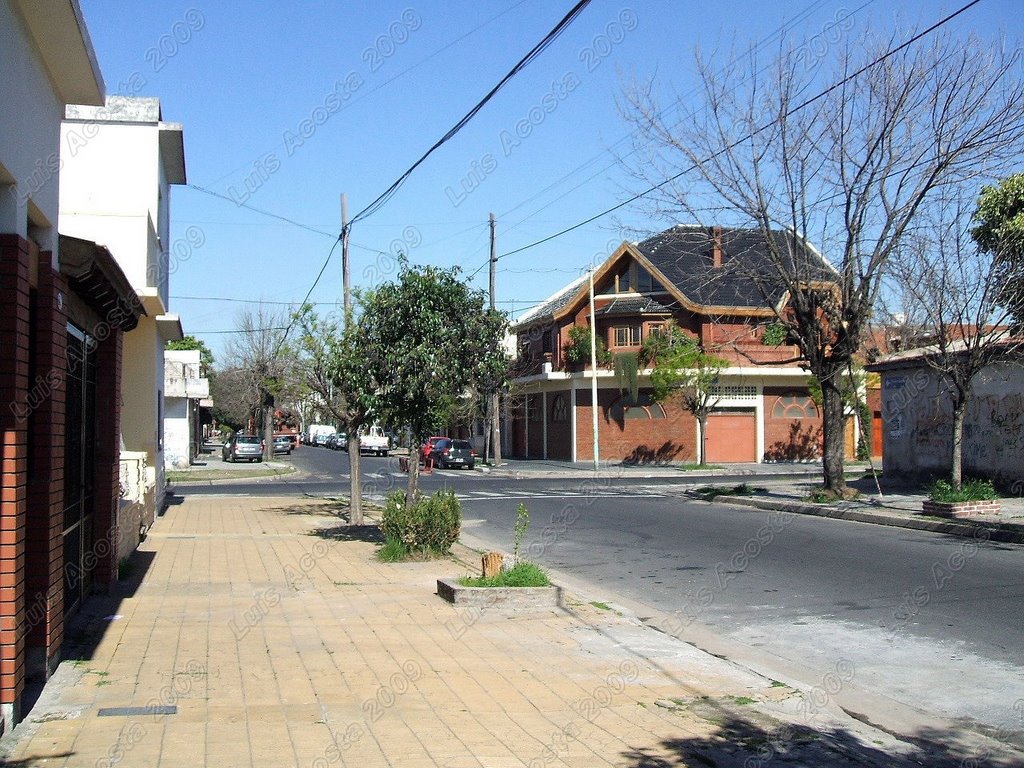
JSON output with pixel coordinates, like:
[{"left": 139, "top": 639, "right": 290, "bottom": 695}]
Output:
[
  {"left": 590, "top": 601, "right": 612, "bottom": 611},
  {"left": 512, "top": 503, "right": 530, "bottom": 566},
  {"left": 459, "top": 561, "right": 550, "bottom": 588},
  {"left": 693, "top": 483, "right": 766, "bottom": 500}
]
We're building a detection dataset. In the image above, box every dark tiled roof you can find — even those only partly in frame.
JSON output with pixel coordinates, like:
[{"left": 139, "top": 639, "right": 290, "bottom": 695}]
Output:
[
  {"left": 594, "top": 295, "right": 676, "bottom": 316},
  {"left": 636, "top": 225, "right": 834, "bottom": 309},
  {"left": 515, "top": 225, "right": 834, "bottom": 329}
]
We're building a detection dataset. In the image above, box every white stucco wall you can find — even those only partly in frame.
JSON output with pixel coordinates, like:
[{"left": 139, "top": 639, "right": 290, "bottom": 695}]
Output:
[
  {"left": 881, "top": 362, "right": 1024, "bottom": 485},
  {"left": 0, "top": 1, "right": 68, "bottom": 255},
  {"left": 58, "top": 118, "right": 162, "bottom": 291}
]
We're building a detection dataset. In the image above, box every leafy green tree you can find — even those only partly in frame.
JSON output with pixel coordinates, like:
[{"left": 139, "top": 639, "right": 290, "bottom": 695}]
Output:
[
  {"left": 295, "top": 306, "right": 376, "bottom": 525},
  {"left": 166, "top": 335, "right": 214, "bottom": 375},
  {"left": 641, "top": 324, "right": 727, "bottom": 465},
  {"left": 358, "top": 261, "right": 509, "bottom": 503},
  {"left": 971, "top": 173, "right": 1024, "bottom": 330}
]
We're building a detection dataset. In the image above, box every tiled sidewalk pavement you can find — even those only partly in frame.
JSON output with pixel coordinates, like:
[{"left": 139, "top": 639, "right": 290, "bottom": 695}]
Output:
[{"left": 0, "top": 495, "right": 1006, "bottom": 767}]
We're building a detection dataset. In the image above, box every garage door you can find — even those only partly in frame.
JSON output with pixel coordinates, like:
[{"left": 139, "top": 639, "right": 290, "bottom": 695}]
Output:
[{"left": 705, "top": 411, "right": 757, "bottom": 463}]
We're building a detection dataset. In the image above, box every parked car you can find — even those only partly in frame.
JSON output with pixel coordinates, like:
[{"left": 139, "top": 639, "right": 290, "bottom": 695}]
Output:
[
  {"left": 420, "top": 436, "right": 447, "bottom": 462},
  {"left": 272, "top": 435, "right": 292, "bottom": 455},
  {"left": 222, "top": 434, "right": 263, "bottom": 463},
  {"left": 324, "top": 433, "right": 341, "bottom": 450},
  {"left": 427, "top": 438, "right": 476, "bottom": 470}
]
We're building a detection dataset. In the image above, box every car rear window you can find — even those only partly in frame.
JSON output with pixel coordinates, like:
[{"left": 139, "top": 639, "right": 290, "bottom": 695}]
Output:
[
  {"left": 236, "top": 436, "right": 260, "bottom": 444},
  {"left": 452, "top": 440, "right": 472, "bottom": 449}
]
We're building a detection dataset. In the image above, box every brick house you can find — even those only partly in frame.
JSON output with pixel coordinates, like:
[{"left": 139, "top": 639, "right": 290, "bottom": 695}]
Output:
[
  {"left": 511, "top": 225, "right": 843, "bottom": 464},
  {"left": 1, "top": 0, "right": 142, "bottom": 733}
]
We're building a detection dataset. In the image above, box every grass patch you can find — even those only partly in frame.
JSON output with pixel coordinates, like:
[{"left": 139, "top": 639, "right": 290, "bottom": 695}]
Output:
[
  {"left": 676, "top": 463, "right": 725, "bottom": 471},
  {"left": 376, "top": 538, "right": 449, "bottom": 562},
  {"left": 590, "top": 601, "right": 612, "bottom": 611},
  {"left": 928, "top": 478, "right": 998, "bottom": 503},
  {"left": 805, "top": 486, "right": 860, "bottom": 503},
  {"left": 693, "top": 483, "right": 766, "bottom": 500},
  {"left": 770, "top": 680, "right": 787, "bottom": 688},
  {"left": 167, "top": 466, "right": 295, "bottom": 482},
  {"left": 458, "top": 561, "right": 551, "bottom": 588},
  {"left": 731, "top": 696, "right": 756, "bottom": 705}
]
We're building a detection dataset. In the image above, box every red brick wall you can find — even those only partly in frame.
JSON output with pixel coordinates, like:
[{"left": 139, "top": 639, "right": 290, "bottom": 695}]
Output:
[
  {"left": 576, "top": 388, "right": 697, "bottom": 463},
  {"left": 25, "top": 263, "right": 67, "bottom": 678},
  {"left": 763, "top": 386, "right": 824, "bottom": 461},
  {"left": 0, "top": 234, "right": 32, "bottom": 717}
]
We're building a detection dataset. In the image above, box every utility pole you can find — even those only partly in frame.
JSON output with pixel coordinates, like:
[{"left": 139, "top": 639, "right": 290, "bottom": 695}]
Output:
[
  {"left": 588, "top": 261, "right": 600, "bottom": 470},
  {"left": 489, "top": 212, "right": 502, "bottom": 467},
  {"left": 341, "top": 193, "right": 352, "bottom": 324}
]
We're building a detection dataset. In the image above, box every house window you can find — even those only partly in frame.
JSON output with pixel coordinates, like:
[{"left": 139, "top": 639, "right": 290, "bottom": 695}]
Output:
[
  {"left": 773, "top": 394, "right": 819, "bottom": 419},
  {"left": 637, "top": 265, "right": 654, "bottom": 293},
  {"left": 648, "top": 323, "right": 665, "bottom": 339},
  {"left": 542, "top": 327, "right": 557, "bottom": 355},
  {"left": 614, "top": 325, "right": 641, "bottom": 347},
  {"left": 551, "top": 394, "right": 568, "bottom": 423}
]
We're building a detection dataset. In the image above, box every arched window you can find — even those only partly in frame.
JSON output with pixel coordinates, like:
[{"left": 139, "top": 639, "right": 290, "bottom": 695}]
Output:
[{"left": 773, "top": 393, "right": 818, "bottom": 419}]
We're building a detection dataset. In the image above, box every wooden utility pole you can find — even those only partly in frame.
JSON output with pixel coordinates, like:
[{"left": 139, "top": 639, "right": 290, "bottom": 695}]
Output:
[
  {"left": 489, "top": 213, "right": 502, "bottom": 466},
  {"left": 340, "top": 192, "right": 361, "bottom": 525}
]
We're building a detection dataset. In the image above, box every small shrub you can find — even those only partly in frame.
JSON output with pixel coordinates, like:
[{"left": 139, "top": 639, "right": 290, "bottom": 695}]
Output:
[
  {"left": 379, "top": 488, "right": 462, "bottom": 557},
  {"left": 377, "top": 538, "right": 408, "bottom": 562},
  {"left": 459, "top": 561, "right": 551, "bottom": 588},
  {"left": 928, "top": 478, "right": 998, "bottom": 503}
]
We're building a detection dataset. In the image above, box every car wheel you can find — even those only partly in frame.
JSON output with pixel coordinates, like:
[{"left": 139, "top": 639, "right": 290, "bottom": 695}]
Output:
[{"left": 466, "top": 464, "right": 474, "bottom": 470}]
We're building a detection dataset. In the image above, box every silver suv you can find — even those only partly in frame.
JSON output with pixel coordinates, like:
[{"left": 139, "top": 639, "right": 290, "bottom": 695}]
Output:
[{"left": 222, "top": 434, "right": 263, "bottom": 462}]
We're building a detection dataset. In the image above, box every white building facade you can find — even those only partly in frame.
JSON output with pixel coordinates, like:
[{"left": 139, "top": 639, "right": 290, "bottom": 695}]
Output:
[
  {"left": 59, "top": 96, "right": 187, "bottom": 515},
  {"left": 164, "top": 349, "right": 210, "bottom": 470}
]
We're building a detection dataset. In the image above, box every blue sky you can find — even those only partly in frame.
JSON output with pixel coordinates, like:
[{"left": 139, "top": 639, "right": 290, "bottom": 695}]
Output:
[{"left": 77, "top": 0, "right": 1018, "bottom": 362}]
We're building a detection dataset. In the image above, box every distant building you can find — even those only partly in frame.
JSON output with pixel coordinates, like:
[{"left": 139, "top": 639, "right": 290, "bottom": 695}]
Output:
[
  {"left": 868, "top": 342, "right": 1024, "bottom": 486},
  {"left": 164, "top": 349, "right": 210, "bottom": 470},
  {"left": 59, "top": 95, "right": 187, "bottom": 517},
  {"left": 511, "top": 226, "right": 861, "bottom": 464}
]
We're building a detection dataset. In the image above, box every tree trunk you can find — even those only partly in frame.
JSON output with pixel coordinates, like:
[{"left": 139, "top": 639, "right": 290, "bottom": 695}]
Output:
[
  {"left": 951, "top": 396, "right": 967, "bottom": 491},
  {"left": 262, "top": 396, "right": 274, "bottom": 462},
  {"left": 407, "top": 443, "right": 420, "bottom": 507},
  {"left": 348, "top": 432, "right": 363, "bottom": 525},
  {"left": 697, "top": 414, "right": 708, "bottom": 465},
  {"left": 491, "top": 392, "right": 502, "bottom": 466},
  {"left": 820, "top": 380, "right": 847, "bottom": 493}
]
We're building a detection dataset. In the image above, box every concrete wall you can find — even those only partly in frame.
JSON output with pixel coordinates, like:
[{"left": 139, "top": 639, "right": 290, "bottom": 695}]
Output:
[
  {"left": 881, "top": 363, "right": 1024, "bottom": 486},
  {"left": 0, "top": 1, "right": 66, "bottom": 255}
]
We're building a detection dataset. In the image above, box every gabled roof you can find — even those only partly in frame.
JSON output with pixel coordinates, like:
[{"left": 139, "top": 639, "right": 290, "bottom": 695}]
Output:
[{"left": 516, "top": 225, "right": 834, "bottom": 329}]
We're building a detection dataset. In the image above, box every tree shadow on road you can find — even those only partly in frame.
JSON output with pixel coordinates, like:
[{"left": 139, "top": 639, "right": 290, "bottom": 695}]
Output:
[{"left": 618, "top": 710, "right": 1023, "bottom": 767}]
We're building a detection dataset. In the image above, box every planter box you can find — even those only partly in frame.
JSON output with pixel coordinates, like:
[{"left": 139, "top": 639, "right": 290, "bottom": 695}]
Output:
[
  {"left": 436, "top": 578, "right": 563, "bottom": 609},
  {"left": 922, "top": 499, "right": 1001, "bottom": 518}
]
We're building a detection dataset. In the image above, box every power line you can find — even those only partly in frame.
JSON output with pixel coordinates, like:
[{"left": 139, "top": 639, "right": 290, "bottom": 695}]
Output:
[
  {"left": 496, "top": 0, "right": 982, "bottom": 261},
  {"left": 349, "top": 0, "right": 594, "bottom": 225},
  {"left": 186, "top": 184, "right": 336, "bottom": 238}
]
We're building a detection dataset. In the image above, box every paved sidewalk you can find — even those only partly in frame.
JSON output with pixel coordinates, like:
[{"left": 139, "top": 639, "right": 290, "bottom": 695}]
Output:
[{"left": 3, "top": 495, "right": 1020, "bottom": 767}]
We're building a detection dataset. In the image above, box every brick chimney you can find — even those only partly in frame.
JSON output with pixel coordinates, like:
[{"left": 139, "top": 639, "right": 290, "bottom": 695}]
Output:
[{"left": 711, "top": 226, "right": 723, "bottom": 267}]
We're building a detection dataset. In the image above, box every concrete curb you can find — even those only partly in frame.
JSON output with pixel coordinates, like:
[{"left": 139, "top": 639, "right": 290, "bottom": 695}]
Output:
[{"left": 717, "top": 494, "right": 1024, "bottom": 544}]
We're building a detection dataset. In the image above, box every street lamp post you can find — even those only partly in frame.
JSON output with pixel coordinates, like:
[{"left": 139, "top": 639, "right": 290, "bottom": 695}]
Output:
[{"left": 588, "top": 263, "right": 600, "bottom": 470}]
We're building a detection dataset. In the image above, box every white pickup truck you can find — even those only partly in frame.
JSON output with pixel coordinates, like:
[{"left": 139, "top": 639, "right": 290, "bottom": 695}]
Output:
[{"left": 352, "top": 425, "right": 389, "bottom": 456}]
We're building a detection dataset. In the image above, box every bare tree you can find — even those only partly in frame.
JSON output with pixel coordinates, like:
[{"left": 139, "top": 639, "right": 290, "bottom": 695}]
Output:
[
  {"left": 619, "top": 28, "right": 1024, "bottom": 494},
  {"left": 885, "top": 189, "right": 1024, "bottom": 489},
  {"left": 224, "top": 306, "right": 299, "bottom": 461}
]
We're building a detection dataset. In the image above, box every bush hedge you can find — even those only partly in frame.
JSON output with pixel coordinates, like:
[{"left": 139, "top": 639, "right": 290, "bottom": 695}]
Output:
[{"left": 380, "top": 488, "right": 462, "bottom": 555}]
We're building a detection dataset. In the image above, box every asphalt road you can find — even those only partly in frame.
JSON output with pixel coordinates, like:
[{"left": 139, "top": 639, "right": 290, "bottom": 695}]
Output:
[{"left": 176, "top": 445, "right": 1024, "bottom": 750}]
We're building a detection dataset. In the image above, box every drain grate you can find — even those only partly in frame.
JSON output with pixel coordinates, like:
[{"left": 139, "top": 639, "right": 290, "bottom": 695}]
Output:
[{"left": 97, "top": 705, "right": 177, "bottom": 717}]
